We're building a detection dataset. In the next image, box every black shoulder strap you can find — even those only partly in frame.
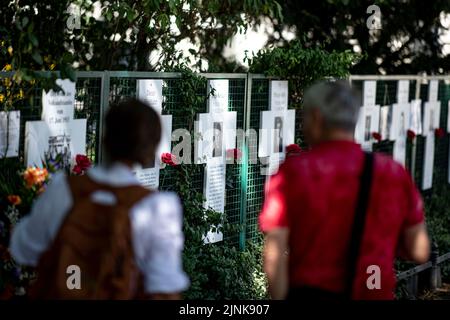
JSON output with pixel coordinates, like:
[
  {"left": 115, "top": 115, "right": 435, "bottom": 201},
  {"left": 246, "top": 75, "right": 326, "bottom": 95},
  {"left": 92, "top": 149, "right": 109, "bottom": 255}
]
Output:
[{"left": 344, "top": 152, "right": 374, "bottom": 299}]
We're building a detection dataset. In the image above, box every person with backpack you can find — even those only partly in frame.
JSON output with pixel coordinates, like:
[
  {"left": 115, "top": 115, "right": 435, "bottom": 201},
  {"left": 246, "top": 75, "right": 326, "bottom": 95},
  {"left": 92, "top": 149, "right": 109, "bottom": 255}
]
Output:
[
  {"left": 259, "top": 81, "right": 430, "bottom": 300},
  {"left": 10, "top": 98, "right": 189, "bottom": 299}
]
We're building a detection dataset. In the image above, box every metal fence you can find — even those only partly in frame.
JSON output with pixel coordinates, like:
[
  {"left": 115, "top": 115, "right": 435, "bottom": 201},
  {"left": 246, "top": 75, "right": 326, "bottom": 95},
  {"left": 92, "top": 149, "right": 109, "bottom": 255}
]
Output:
[{"left": 2, "top": 72, "right": 450, "bottom": 250}]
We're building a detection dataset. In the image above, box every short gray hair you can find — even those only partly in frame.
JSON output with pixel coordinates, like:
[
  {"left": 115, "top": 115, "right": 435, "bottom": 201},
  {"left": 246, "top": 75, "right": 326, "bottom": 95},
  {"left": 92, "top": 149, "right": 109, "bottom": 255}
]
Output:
[{"left": 303, "top": 80, "right": 360, "bottom": 132}]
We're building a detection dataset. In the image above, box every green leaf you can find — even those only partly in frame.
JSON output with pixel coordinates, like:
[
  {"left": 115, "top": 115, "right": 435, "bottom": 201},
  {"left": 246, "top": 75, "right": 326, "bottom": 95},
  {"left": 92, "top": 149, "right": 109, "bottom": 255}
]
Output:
[
  {"left": 28, "top": 33, "right": 38, "bottom": 47},
  {"left": 31, "top": 51, "right": 43, "bottom": 65},
  {"left": 22, "top": 17, "right": 29, "bottom": 28}
]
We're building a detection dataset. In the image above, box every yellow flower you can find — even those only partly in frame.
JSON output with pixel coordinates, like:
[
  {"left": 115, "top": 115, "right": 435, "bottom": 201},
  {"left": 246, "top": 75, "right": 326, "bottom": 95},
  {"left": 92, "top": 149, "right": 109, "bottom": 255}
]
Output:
[
  {"left": 49, "top": 63, "right": 56, "bottom": 70},
  {"left": 3, "top": 64, "right": 12, "bottom": 71},
  {"left": 0, "top": 94, "right": 4, "bottom": 103},
  {"left": 3, "top": 78, "right": 11, "bottom": 87},
  {"left": 15, "top": 89, "right": 24, "bottom": 99},
  {"left": 7, "top": 46, "right": 13, "bottom": 56}
]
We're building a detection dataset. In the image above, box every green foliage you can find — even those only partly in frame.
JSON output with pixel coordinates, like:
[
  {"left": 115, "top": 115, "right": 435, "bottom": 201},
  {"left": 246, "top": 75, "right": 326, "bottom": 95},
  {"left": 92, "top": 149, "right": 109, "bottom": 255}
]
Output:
[
  {"left": 184, "top": 239, "right": 267, "bottom": 299},
  {"left": 395, "top": 182, "right": 450, "bottom": 299},
  {"left": 424, "top": 184, "right": 450, "bottom": 261},
  {"left": 268, "top": 0, "right": 450, "bottom": 74},
  {"left": 1, "top": 0, "right": 282, "bottom": 72},
  {"left": 247, "top": 40, "right": 360, "bottom": 108}
]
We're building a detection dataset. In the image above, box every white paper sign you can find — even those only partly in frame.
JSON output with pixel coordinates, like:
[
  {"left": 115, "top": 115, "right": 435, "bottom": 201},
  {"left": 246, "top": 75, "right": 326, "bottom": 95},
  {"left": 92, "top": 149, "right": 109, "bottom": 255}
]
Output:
[
  {"left": 410, "top": 100, "right": 423, "bottom": 135},
  {"left": 269, "top": 81, "right": 289, "bottom": 111},
  {"left": 355, "top": 105, "right": 380, "bottom": 151},
  {"left": 25, "top": 119, "right": 87, "bottom": 168},
  {"left": 41, "top": 79, "right": 75, "bottom": 125},
  {"left": 135, "top": 79, "right": 172, "bottom": 188},
  {"left": 397, "top": 80, "right": 410, "bottom": 103},
  {"left": 363, "top": 81, "right": 377, "bottom": 106},
  {"left": 422, "top": 132, "right": 435, "bottom": 190},
  {"left": 0, "top": 111, "right": 20, "bottom": 158},
  {"left": 259, "top": 80, "right": 295, "bottom": 175},
  {"left": 196, "top": 112, "right": 237, "bottom": 164},
  {"left": 137, "top": 79, "right": 163, "bottom": 113},
  {"left": 389, "top": 103, "right": 410, "bottom": 142},
  {"left": 379, "top": 106, "right": 391, "bottom": 141},
  {"left": 428, "top": 80, "right": 439, "bottom": 102},
  {"left": 203, "top": 163, "right": 226, "bottom": 243},
  {"left": 258, "top": 110, "right": 296, "bottom": 158},
  {"left": 423, "top": 101, "right": 441, "bottom": 135},
  {"left": 134, "top": 115, "right": 172, "bottom": 189},
  {"left": 208, "top": 80, "right": 229, "bottom": 114}
]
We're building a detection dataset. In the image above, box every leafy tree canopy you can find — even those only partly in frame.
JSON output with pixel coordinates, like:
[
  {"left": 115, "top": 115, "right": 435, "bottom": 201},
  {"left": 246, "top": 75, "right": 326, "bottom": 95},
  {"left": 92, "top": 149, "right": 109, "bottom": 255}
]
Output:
[
  {"left": 1, "top": 0, "right": 282, "bottom": 73},
  {"left": 267, "top": 0, "right": 450, "bottom": 74}
]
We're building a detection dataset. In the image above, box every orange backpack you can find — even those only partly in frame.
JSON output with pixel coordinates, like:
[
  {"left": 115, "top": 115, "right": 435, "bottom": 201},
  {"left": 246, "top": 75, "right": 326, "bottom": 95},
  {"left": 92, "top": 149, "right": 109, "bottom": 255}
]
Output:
[{"left": 30, "top": 175, "right": 151, "bottom": 299}]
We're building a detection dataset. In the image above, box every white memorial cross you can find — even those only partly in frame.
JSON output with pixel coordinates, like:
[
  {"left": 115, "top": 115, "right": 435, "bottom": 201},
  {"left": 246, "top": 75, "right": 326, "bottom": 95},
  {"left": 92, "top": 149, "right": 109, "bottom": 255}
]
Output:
[
  {"left": 135, "top": 79, "right": 172, "bottom": 189},
  {"left": 195, "top": 79, "right": 237, "bottom": 243},
  {"left": 25, "top": 79, "right": 87, "bottom": 168},
  {"left": 391, "top": 80, "right": 411, "bottom": 165},
  {"left": 258, "top": 80, "right": 295, "bottom": 176},
  {"left": 355, "top": 80, "right": 380, "bottom": 151},
  {"left": 422, "top": 80, "right": 440, "bottom": 190}
]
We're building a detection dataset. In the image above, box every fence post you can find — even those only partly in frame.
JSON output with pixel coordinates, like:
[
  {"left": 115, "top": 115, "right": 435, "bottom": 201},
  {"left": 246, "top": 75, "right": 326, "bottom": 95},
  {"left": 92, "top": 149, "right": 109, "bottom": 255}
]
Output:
[
  {"left": 238, "top": 73, "right": 253, "bottom": 250},
  {"left": 429, "top": 241, "right": 442, "bottom": 290},
  {"left": 98, "top": 71, "right": 110, "bottom": 164},
  {"left": 410, "top": 75, "right": 422, "bottom": 180}
]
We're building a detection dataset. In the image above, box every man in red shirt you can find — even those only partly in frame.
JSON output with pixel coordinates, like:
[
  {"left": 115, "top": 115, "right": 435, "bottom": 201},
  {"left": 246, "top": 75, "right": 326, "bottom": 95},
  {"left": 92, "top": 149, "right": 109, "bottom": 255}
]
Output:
[{"left": 260, "top": 80, "right": 430, "bottom": 300}]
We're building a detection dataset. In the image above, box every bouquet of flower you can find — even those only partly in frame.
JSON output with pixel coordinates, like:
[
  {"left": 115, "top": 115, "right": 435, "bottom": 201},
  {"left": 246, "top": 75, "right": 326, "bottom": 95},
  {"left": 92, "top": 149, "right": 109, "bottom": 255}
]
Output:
[{"left": 0, "top": 154, "right": 91, "bottom": 299}]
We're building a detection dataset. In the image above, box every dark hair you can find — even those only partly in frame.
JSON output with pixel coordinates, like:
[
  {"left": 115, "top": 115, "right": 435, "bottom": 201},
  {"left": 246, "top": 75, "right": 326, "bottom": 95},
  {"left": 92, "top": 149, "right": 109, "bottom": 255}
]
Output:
[{"left": 104, "top": 98, "right": 162, "bottom": 166}]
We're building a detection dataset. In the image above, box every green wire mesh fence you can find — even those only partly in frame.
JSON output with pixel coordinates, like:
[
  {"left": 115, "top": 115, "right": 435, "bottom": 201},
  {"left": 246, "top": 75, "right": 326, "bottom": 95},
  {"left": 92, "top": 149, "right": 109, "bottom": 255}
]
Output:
[{"left": 2, "top": 72, "right": 450, "bottom": 249}]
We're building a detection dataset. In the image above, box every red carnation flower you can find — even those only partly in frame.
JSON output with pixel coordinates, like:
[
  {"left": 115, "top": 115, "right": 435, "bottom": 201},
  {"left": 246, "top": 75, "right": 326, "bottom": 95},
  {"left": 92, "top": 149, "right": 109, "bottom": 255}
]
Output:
[
  {"left": 226, "top": 148, "right": 242, "bottom": 160},
  {"left": 72, "top": 154, "right": 91, "bottom": 175},
  {"left": 407, "top": 129, "right": 416, "bottom": 140},
  {"left": 72, "top": 165, "right": 83, "bottom": 175},
  {"left": 371, "top": 132, "right": 382, "bottom": 142},
  {"left": 75, "top": 154, "right": 91, "bottom": 169},
  {"left": 161, "top": 153, "right": 178, "bottom": 166},
  {"left": 435, "top": 128, "right": 445, "bottom": 139},
  {"left": 286, "top": 144, "right": 302, "bottom": 156}
]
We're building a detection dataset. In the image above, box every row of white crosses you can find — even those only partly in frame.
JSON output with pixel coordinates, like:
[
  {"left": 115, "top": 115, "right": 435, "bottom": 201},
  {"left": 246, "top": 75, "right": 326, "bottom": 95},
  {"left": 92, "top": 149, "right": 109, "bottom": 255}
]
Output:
[
  {"left": 25, "top": 79, "right": 87, "bottom": 169},
  {"left": 355, "top": 80, "right": 442, "bottom": 190}
]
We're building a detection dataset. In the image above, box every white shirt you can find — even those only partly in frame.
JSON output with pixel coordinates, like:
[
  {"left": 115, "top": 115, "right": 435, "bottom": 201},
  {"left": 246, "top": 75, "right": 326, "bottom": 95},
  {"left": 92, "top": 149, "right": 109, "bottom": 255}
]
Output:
[{"left": 10, "top": 163, "right": 190, "bottom": 294}]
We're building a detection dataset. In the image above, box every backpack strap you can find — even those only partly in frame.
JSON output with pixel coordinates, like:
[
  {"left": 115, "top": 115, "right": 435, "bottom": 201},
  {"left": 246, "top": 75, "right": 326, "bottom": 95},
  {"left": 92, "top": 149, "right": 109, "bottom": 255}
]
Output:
[{"left": 344, "top": 151, "right": 374, "bottom": 299}]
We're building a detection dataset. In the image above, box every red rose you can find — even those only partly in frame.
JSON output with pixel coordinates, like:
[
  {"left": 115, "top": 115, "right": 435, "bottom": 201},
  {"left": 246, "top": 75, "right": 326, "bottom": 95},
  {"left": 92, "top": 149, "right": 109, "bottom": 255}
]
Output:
[
  {"left": 371, "top": 132, "right": 382, "bottom": 142},
  {"left": 72, "top": 165, "right": 83, "bottom": 175},
  {"left": 161, "top": 153, "right": 178, "bottom": 166},
  {"left": 75, "top": 154, "right": 91, "bottom": 170},
  {"left": 435, "top": 128, "right": 445, "bottom": 139},
  {"left": 407, "top": 129, "right": 416, "bottom": 140},
  {"left": 286, "top": 144, "right": 302, "bottom": 156},
  {"left": 226, "top": 148, "right": 242, "bottom": 160}
]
